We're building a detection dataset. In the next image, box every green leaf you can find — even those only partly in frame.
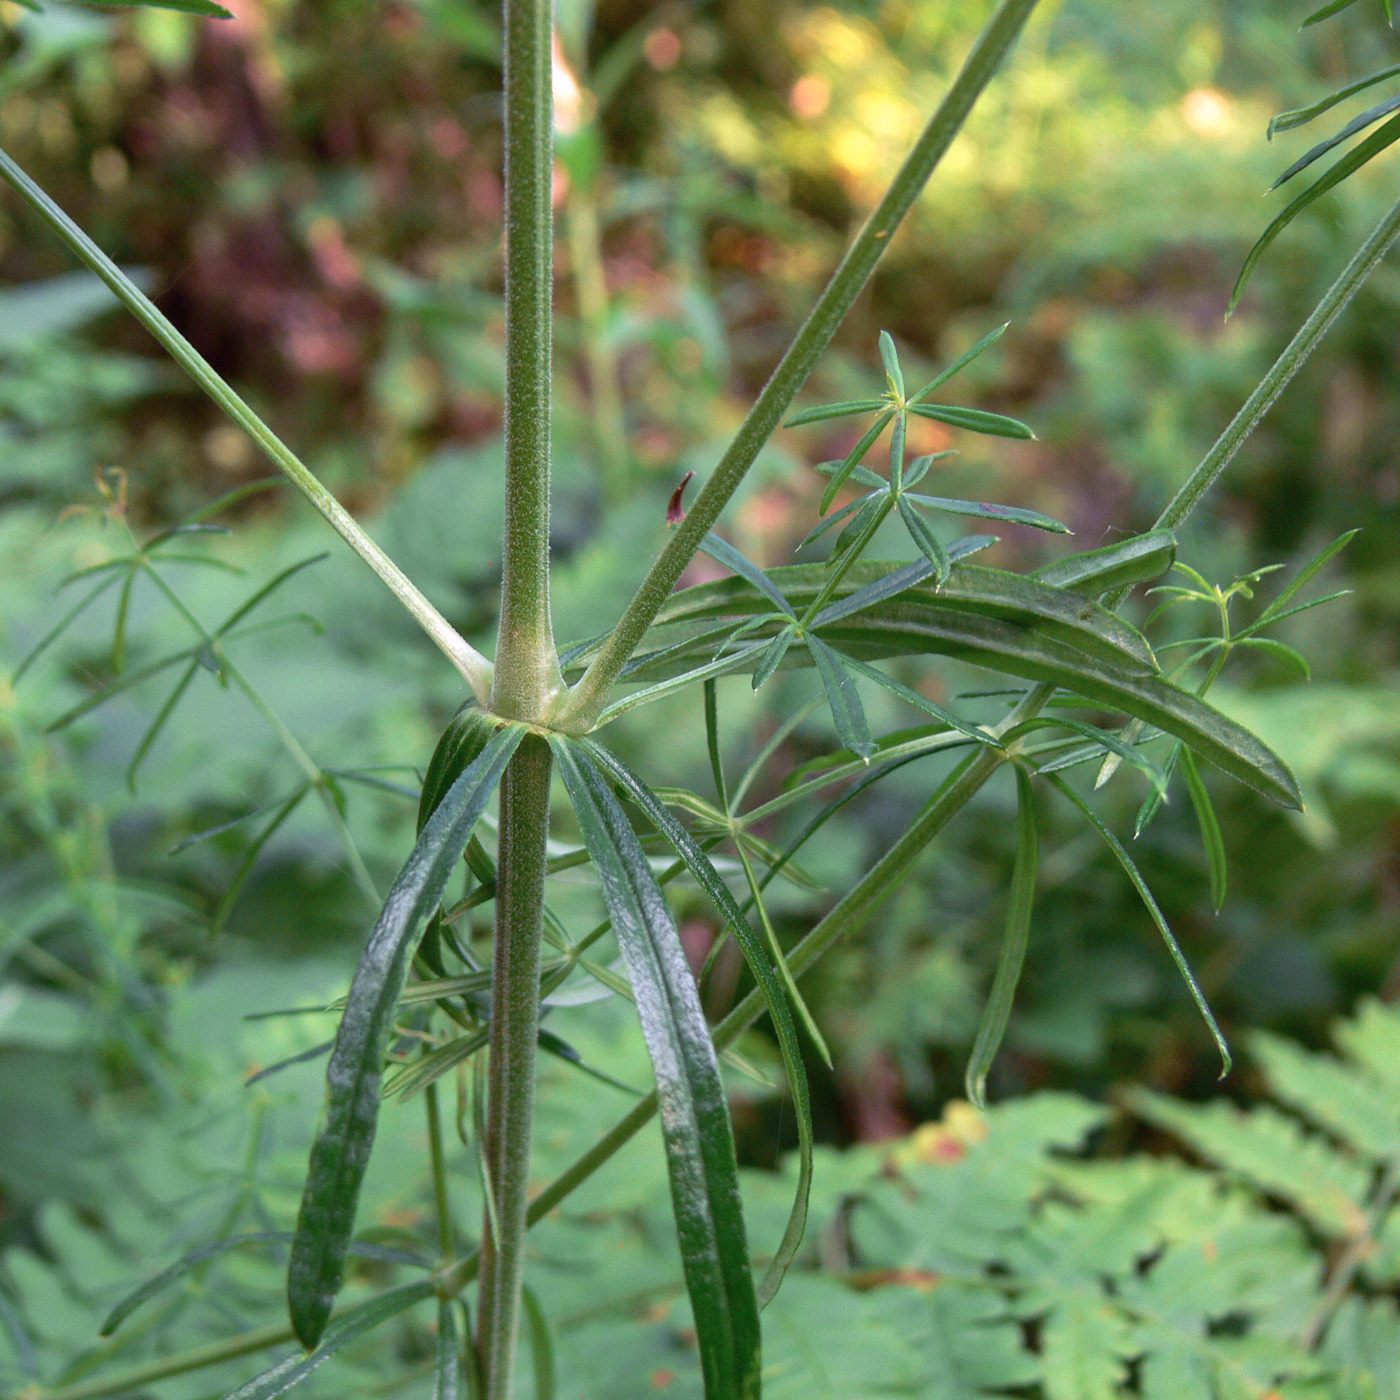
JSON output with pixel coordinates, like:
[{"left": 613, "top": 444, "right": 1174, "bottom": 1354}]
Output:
[
  {"left": 1045, "top": 775, "right": 1231, "bottom": 1076},
  {"left": 521, "top": 1287, "right": 556, "bottom": 1400},
  {"left": 552, "top": 740, "right": 762, "bottom": 1400},
  {"left": 1005, "top": 717, "right": 1168, "bottom": 795},
  {"left": 417, "top": 706, "right": 497, "bottom": 830},
  {"left": 1271, "top": 94, "right": 1400, "bottom": 190},
  {"left": 907, "top": 402, "right": 1035, "bottom": 439},
  {"left": 785, "top": 398, "right": 886, "bottom": 427},
  {"left": 1179, "top": 749, "right": 1227, "bottom": 911},
  {"left": 1269, "top": 67, "right": 1400, "bottom": 138},
  {"left": 288, "top": 724, "right": 523, "bottom": 1349},
  {"left": 752, "top": 623, "right": 798, "bottom": 690},
  {"left": 1033, "top": 530, "right": 1177, "bottom": 595},
  {"left": 1236, "top": 636, "right": 1312, "bottom": 677},
  {"left": 905, "top": 490, "right": 1071, "bottom": 534},
  {"left": 820, "top": 409, "right": 896, "bottom": 515},
  {"left": 435, "top": 1300, "right": 462, "bottom": 1400},
  {"left": 806, "top": 634, "right": 874, "bottom": 760},
  {"left": 1231, "top": 109, "right": 1400, "bottom": 313},
  {"left": 700, "top": 532, "right": 796, "bottom": 617},
  {"left": 909, "top": 322, "right": 1010, "bottom": 402},
  {"left": 878, "top": 330, "right": 904, "bottom": 397},
  {"left": 794, "top": 494, "right": 869, "bottom": 553},
  {"left": 896, "top": 495, "right": 951, "bottom": 584},
  {"left": 965, "top": 768, "right": 1037, "bottom": 1108},
  {"left": 226, "top": 1280, "right": 437, "bottom": 1400},
  {"left": 76, "top": 0, "right": 233, "bottom": 14},
  {"left": 1252, "top": 529, "right": 1358, "bottom": 628}
]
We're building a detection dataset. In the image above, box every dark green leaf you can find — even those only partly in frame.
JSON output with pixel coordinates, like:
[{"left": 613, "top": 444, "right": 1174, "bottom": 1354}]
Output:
[
  {"left": 1236, "top": 636, "right": 1312, "bottom": 676},
  {"left": 1232, "top": 110, "right": 1400, "bottom": 313},
  {"left": 807, "top": 634, "right": 874, "bottom": 760},
  {"left": 227, "top": 1281, "right": 437, "bottom": 1400},
  {"left": 820, "top": 409, "right": 895, "bottom": 514},
  {"left": 434, "top": 1300, "right": 462, "bottom": 1400},
  {"left": 583, "top": 740, "right": 815, "bottom": 1305},
  {"left": 245, "top": 1040, "right": 336, "bottom": 1086},
  {"left": 1033, "top": 530, "right": 1176, "bottom": 595},
  {"left": 418, "top": 706, "right": 497, "bottom": 831},
  {"left": 752, "top": 623, "right": 798, "bottom": 690},
  {"left": 965, "top": 768, "right": 1037, "bottom": 1108},
  {"left": 212, "top": 788, "right": 311, "bottom": 936},
  {"left": 905, "top": 490, "right": 1071, "bottom": 534},
  {"left": 1271, "top": 94, "right": 1400, "bottom": 189},
  {"left": 785, "top": 398, "right": 885, "bottom": 427},
  {"left": 521, "top": 1288, "right": 555, "bottom": 1400},
  {"left": 897, "top": 495, "right": 951, "bottom": 584},
  {"left": 1180, "top": 748, "right": 1228, "bottom": 911},
  {"left": 794, "top": 495, "right": 869, "bottom": 553},
  {"left": 907, "top": 402, "right": 1035, "bottom": 439},
  {"left": 79, "top": 0, "right": 232, "bottom": 15},
  {"left": 1003, "top": 717, "right": 1168, "bottom": 795},
  {"left": 288, "top": 725, "right": 523, "bottom": 1348},
  {"left": 1269, "top": 66, "right": 1400, "bottom": 138},
  {"left": 1252, "top": 529, "right": 1358, "bottom": 628},
  {"left": 551, "top": 741, "right": 762, "bottom": 1400},
  {"left": 700, "top": 532, "right": 795, "bottom": 618}
]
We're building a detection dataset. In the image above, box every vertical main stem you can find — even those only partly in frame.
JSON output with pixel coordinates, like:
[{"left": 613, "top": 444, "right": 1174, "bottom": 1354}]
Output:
[
  {"left": 478, "top": 736, "right": 552, "bottom": 1399},
  {"left": 493, "top": 0, "right": 565, "bottom": 721}
]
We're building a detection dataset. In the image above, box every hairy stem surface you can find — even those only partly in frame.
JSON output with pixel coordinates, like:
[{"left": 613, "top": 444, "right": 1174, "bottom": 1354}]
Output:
[
  {"left": 477, "top": 736, "right": 552, "bottom": 1400},
  {"left": 492, "top": 0, "right": 565, "bottom": 720}
]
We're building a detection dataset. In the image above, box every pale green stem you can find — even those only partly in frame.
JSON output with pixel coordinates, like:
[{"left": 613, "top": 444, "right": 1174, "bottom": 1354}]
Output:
[
  {"left": 557, "top": 0, "right": 1040, "bottom": 731},
  {"left": 477, "top": 736, "right": 552, "bottom": 1400},
  {"left": 0, "top": 148, "right": 492, "bottom": 704},
  {"left": 426, "top": 1083, "right": 456, "bottom": 1261},
  {"left": 491, "top": 0, "right": 566, "bottom": 720}
]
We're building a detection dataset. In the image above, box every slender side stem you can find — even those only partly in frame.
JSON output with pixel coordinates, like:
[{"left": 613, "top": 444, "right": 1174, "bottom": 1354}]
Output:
[
  {"left": 492, "top": 0, "right": 566, "bottom": 721},
  {"left": 0, "top": 148, "right": 492, "bottom": 705},
  {"left": 426, "top": 1083, "right": 456, "bottom": 1261},
  {"left": 477, "top": 736, "right": 552, "bottom": 1400},
  {"left": 558, "top": 0, "right": 1040, "bottom": 731}
]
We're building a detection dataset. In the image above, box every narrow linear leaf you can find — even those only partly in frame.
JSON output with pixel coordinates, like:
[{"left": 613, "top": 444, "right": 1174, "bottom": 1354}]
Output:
[
  {"left": 245, "top": 1040, "right": 336, "bottom": 1087},
  {"left": 1179, "top": 748, "right": 1228, "bottom": 911},
  {"left": 1045, "top": 773, "right": 1231, "bottom": 1077},
  {"left": 552, "top": 741, "right": 762, "bottom": 1400},
  {"left": 521, "top": 1287, "right": 556, "bottom": 1400},
  {"left": 909, "top": 322, "right": 1010, "bottom": 402},
  {"left": 1235, "top": 636, "right": 1312, "bottom": 676},
  {"left": 700, "top": 532, "right": 795, "bottom": 618},
  {"left": 1033, "top": 530, "right": 1177, "bottom": 595},
  {"left": 586, "top": 740, "right": 816, "bottom": 1303},
  {"left": 12, "top": 572, "right": 121, "bottom": 685},
  {"left": 878, "top": 330, "right": 904, "bottom": 397},
  {"left": 81, "top": 0, "right": 233, "bottom": 16},
  {"left": 897, "top": 494, "right": 951, "bottom": 584},
  {"left": 905, "top": 491, "right": 1070, "bottom": 534},
  {"left": 212, "top": 788, "right": 311, "bottom": 936},
  {"left": 1271, "top": 93, "right": 1400, "bottom": 189},
  {"left": 226, "top": 1280, "right": 437, "bottom": 1400},
  {"left": 1269, "top": 67, "right": 1400, "bottom": 138},
  {"left": 1231, "top": 109, "right": 1400, "bottom": 313},
  {"left": 287, "top": 725, "right": 523, "bottom": 1349},
  {"left": 1253, "top": 529, "right": 1358, "bottom": 627},
  {"left": 785, "top": 398, "right": 885, "bottom": 427},
  {"left": 965, "top": 768, "right": 1037, "bottom": 1108},
  {"left": 794, "top": 494, "right": 868, "bottom": 553},
  {"left": 127, "top": 658, "right": 199, "bottom": 792},
  {"left": 807, "top": 634, "right": 874, "bottom": 760},
  {"left": 907, "top": 402, "right": 1035, "bottom": 439},
  {"left": 435, "top": 1300, "right": 462, "bottom": 1400},
  {"left": 752, "top": 623, "right": 798, "bottom": 690},
  {"left": 1003, "top": 717, "right": 1167, "bottom": 796},
  {"left": 820, "top": 409, "right": 895, "bottom": 515},
  {"left": 1302, "top": 0, "right": 1371, "bottom": 25}
]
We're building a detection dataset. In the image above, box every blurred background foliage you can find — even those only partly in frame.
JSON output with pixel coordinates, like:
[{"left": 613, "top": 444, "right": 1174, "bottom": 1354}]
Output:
[{"left": 1, "top": 0, "right": 1400, "bottom": 1377}]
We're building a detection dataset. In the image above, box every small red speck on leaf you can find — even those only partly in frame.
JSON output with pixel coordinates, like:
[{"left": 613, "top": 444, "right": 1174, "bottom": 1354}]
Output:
[{"left": 667, "top": 471, "right": 694, "bottom": 527}]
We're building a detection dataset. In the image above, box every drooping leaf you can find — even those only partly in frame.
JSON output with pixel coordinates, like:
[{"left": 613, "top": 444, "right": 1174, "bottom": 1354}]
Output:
[
  {"left": 806, "top": 634, "right": 874, "bottom": 760},
  {"left": 1231, "top": 109, "right": 1400, "bottom": 313},
  {"left": 1045, "top": 774, "right": 1231, "bottom": 1077},
  {"left": 584, "top": 740, "right": 817, "bottom": 1304},
  {"left": 965, "top": 768, "right": 1038, "bottom": 1108},
  {"left": 552, "top": 740, "right": 762, "bottom": 1400},
  {"left": 1179, "top": 748, "right": 1227, "bottom": 911},
  {"left": 288, "top": 724, "right": 523, "bottom": 1349},
  {"left": 1269, "top": 67, "right": 1400, "bottom": 138},
  {"left": 1270, "top": 93, "right": 1400, "bottom": 189}
]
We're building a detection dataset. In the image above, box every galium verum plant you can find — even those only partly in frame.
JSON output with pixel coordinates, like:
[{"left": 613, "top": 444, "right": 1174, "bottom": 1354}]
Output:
[{"left": 5, "top": 0, "right": 1399, "bottom": 1395}]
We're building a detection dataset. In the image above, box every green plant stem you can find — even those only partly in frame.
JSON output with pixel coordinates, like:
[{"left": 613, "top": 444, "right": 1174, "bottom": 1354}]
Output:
[
  {"left": 476, "top": 736, "right": 552, "bottom": 1400},
  {"left": 492, "top": 0, "right": 566, "bottom": 721},
  {"left": 557, "top": 0, "right": 1040, "bottom": 731},
  {"left": 426, "top": 1082, "right": 455, "bottom": 1261},
  {"left": 1155, "top": 186, "right": 1400, "bottom": 536},
  {"left": 17, "top": 1322, "right": 296, "bottom": 1400},
  {"left": 0, "top": 147, "right": 492, "bottom": 705}
]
